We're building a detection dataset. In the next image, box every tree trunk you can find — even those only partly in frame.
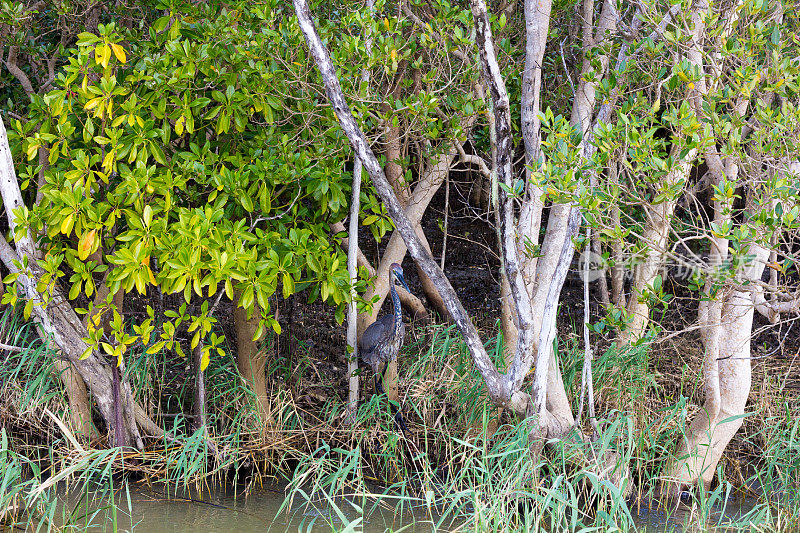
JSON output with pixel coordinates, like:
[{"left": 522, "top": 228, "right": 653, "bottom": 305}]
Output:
[
  {"left": 661, "top": 246, "right": 767, "bottom": 494},
  {"left": 53, "top": 358, "right": 97, "bottom": 442},
  {"left": 0, "top": 117, "right": 144, "bottom": 449},
  {"left": 617, "top": 146, "right": 695, "bottom": 344},
  {"left": 346, "top": 159, "right": 363, "bottom": 417},
  {"left": 295, "top": 0, "right": 516, "bottom": 414},
  {"left": 192, "top": 341, "right": 207, "bottom": 432},
  {"left": 233, "top": 292, "right": 274, "bottom": 430}
]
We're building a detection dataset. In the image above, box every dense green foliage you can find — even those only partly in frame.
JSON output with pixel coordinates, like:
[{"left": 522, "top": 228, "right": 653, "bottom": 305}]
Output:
[
  {"left": 2, "top": 0, "right": 492, "bottom": 367},
  {"left": 1, "top": 0, "right": 800, "bottom": 530}
]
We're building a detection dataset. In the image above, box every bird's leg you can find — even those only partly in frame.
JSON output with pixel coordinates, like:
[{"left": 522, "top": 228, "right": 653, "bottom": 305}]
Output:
[
  {"left": 375, "top": 364, "right": 408, "bottom": 436},
  {"left": 377, "top": 364, "right": 408, "bottom": 436},
  {"left": 393, "top": 409, "right": 408, "bottom": 436},
  {"left": 373, "top": 372, "right": 386, "bottom": 396}
]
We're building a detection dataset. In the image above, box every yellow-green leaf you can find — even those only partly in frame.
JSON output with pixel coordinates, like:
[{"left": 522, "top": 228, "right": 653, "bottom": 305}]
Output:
[
  {"left": 200, "top": 348, "right": 210, "bottom": 372},
  {"left": 146, "top": 341, "right": 166, "bottom": 354},
  {"left": 61, "top": 213, "right": 74, "bottom": 235},
  {"left": 146, "top": 265, "right": 156, "bottom": 285},
  {"left": 95, "top": 44, "right": 105, "bottom": 65},
  {"left": 135, "top": 271, "right": 146, "bottom": 294},
  {"left": 26, "top": 143, "right": 39, "bottom": 160},
  {"left": 78, "top": 229, "right": 97, "bottom": 260},
  {"left": 80, "top": 346, "right": 93, "bottom": 360},
  {"left": 85, "top": 97, "right": 102, "bottom": 111},
  {"left": 175, "top": 115, "right": 185, "bottom": 136},
  {"left": 282, "top": 273, "right": 294, "bottom": 299},
  {"left": 101, "top": 44, "right": 112, "bottom": 68},
  {"left": 69, "top": 282, "right": 81, "bottom": 300},
  {"left": 110, "top": 42, "right": 126, "bottom": 63},
  {"left": 252, "top": 321, "right": 264, "bottom": 342}
]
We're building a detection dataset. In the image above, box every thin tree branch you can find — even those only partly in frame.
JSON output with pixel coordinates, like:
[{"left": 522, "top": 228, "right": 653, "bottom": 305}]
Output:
[{"left": 293, "top": 0, "right": 516, "bottom": 409}]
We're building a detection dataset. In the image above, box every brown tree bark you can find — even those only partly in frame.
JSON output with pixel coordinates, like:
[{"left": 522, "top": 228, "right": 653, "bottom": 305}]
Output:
[
  {"left": 53, "top": 358, "right": 97, "bottom": 443},
  {"left": 233, "top": 292, "right": 274, "bottom": 430},
  {"left": 192, "top": 341, "right": 207, "bottom": 432}
]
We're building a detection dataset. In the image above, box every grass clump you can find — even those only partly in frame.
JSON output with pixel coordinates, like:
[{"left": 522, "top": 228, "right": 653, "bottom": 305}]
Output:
[{"left": 1, "top": 310, "right": 799, "bottom": 532}]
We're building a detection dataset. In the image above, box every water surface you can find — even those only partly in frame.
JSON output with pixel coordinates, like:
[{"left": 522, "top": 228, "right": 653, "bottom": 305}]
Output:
[{"left": 44, "top": 482, "right": 764, "bottom": 532}]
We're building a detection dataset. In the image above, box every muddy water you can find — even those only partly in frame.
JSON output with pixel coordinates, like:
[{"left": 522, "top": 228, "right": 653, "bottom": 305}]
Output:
[
  {"left": 631, "top": 496, "right": 760, "bottom": 531},
  {"left": 54, "top": 483, "right": 762, "bottom": 532},
  {"left": 57, "top": 482, "right": 436, "bottom": 532}
]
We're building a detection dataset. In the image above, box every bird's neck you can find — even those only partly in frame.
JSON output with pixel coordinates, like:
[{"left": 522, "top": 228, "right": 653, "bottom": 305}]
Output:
[{"left": 390, "top": 282, "right": 402, "bottom": 333}]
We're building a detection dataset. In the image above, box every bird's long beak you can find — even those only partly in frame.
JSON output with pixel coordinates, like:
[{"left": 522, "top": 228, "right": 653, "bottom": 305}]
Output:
[{"left": 396, "top": 272, "right": 411, "bottom": 294}]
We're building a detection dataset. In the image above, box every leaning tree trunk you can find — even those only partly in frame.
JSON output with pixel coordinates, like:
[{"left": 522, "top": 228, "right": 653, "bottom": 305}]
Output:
[
  {"left": 616, "top": 147, "right": 695, "bottom": 345},
  {"left": 0, "top": 117, "right": 144, "bottom": 449},
  {"left": 357, "top": 140, "right": 467, "bottom": 403},
  {"left": 294, "top": 0, "right": 523, "bottom": 414}
]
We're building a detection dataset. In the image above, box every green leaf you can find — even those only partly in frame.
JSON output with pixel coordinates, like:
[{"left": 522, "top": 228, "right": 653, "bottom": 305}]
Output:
[
  {"left": 153, "top": 16, "right": 170, "bottom": 33},
  {"left": 69, "top": 282, "right": 81, "bottom": 300},
  {"left": 252, "top": 321, "right": 264, "bottom": 342},
  {"left": 241, "top": 194, "right": 254, "bottom": 212},
  {"left": 149, "top": 142, "right": 166, "bottom": 165}
]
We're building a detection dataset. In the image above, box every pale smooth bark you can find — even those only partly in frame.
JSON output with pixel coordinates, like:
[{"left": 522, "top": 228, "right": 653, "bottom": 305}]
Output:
[
  {"left": 617, "top": 146, "right": 696, "bottom": 344},
  {"left": 6, "top": 46, "right": 99, "bottom": 439},
  {"left": 662, "top": 242, "right": 768, "bottom": 494},
  {"left": 346, "top": 0, "right": 374, "bottom": 417},
  {"left": 517, "top": 0, "right": 553, "bottom": 281},
  {"left": 346, "top": 159, "right": 363, "bottom": 415},
  {"left": 192, "top": 341, "right": 208, "bottom": 433},
  {"left": 570, "top": 0, "right": 618, "bottom": 136},
  {"left": 0, "top": 117, "right": 145, "bottom": 448},
  {"left": 661, "top": 1, "right": 765, "bottom": 491},
  {"left": 609, "top": 162, "right": 626, "bottom": 309},
  {"left": 606, "top": 3, "right": 699, "bottom": 343}
]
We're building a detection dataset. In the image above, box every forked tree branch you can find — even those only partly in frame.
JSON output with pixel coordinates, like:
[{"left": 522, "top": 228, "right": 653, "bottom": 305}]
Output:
[
  {"left": 292, "top": 0, "right": 521, "bottom": 410},
  {"left": 469, "top": 0, "right": 537, "bottom": 415}
]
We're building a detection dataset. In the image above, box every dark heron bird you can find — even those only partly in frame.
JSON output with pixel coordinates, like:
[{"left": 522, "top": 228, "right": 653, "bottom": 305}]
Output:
[{"left": 359, "top": 262, "right": 410, "bottom": 433}]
